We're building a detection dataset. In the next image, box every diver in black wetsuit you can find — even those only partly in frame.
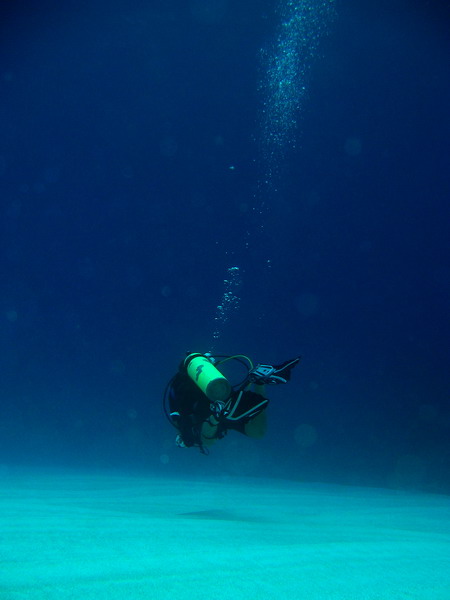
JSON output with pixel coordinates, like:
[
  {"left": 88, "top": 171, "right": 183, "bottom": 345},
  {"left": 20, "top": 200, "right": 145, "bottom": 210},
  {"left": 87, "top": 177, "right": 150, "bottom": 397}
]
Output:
[{"left": 163, "top": 353, "right": 300, "bottom": 454}]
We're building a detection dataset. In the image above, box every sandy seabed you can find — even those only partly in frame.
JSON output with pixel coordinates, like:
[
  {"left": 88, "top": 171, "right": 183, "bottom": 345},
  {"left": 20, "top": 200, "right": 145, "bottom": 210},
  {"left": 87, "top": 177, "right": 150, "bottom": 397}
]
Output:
[{"left": 0, "top": 469, "right": 449, "bottom": 600}]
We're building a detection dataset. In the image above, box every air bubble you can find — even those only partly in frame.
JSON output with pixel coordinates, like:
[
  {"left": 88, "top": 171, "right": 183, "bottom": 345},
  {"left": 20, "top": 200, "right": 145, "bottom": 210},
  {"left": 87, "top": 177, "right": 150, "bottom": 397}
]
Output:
[
  {"left": 259, "top": 0, "right": 336, "bottom": 166},
  {"left": 212, "top": 266, "right": 241, "bottom": 343}
]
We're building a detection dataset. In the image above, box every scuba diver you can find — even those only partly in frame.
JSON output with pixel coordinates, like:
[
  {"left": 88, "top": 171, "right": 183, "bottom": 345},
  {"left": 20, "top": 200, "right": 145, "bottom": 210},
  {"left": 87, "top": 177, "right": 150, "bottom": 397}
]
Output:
[{"left": 163, "top": 352, "right": 300, "bottom": 454}]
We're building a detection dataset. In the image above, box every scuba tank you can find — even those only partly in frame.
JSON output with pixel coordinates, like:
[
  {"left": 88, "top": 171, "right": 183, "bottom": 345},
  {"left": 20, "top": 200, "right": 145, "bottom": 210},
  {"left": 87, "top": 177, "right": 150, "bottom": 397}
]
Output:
[{"left": 184, "top": 353, "right": 232, "bottom": 403}]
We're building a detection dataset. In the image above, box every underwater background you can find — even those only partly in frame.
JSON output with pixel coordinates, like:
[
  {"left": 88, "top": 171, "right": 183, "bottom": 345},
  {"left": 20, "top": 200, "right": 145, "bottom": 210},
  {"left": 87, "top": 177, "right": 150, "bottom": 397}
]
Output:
[{"left": 1, "top": 0, "right": 449, "bottom": 492}]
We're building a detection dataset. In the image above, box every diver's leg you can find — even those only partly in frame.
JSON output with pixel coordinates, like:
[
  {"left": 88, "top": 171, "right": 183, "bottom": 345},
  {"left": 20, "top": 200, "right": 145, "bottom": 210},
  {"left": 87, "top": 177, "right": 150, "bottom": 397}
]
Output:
[
  {"left": 242, "top": 383, "right": 267, "bottom": 438},
  {"left": 251, "top": 383, "right": 266, "bottom": 395},
  {"left": 244, "top": 409, "right": 267, "bottom": 439}
]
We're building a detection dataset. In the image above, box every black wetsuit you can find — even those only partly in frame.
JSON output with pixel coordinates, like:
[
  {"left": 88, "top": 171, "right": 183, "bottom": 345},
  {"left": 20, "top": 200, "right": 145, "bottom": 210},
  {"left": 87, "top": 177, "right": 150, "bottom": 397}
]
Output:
[{"left": 169, "top": 372, "right": 268, "bottom": 447}]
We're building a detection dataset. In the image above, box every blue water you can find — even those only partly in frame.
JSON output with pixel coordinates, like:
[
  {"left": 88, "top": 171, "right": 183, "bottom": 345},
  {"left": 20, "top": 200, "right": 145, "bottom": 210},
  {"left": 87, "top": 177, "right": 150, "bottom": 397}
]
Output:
[{"left": 1, "top": 0, "right": 449, "bottom": 492}]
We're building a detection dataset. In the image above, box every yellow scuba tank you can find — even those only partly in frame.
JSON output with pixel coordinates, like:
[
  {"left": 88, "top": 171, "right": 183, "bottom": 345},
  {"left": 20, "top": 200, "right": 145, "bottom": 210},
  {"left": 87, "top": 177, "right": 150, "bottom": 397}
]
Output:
[{"left": 184, "top": 353, "right": 232, "bottom": 403}]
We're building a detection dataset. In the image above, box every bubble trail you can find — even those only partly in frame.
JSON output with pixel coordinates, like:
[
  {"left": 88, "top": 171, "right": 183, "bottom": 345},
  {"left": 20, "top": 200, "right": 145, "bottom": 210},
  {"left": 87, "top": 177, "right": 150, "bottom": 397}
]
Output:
[
  {"left": 208, "top": 2, "right": 335, "bottom": 345},
  {"left": 211, "top": 266, "right": 242, "bottom": 347},
  {"left": 258, "top": 0, "right": 336, "bottom": 194}
]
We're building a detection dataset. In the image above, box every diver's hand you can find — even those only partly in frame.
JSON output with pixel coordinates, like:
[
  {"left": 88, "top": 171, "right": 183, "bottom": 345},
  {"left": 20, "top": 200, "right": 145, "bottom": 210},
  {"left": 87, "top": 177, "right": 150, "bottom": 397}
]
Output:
[
  {"left": 249, "top": 357, "right": 301, "bottom": 385},
  {"left": 175, "top": 434, "right": 187, "bottom": 448}
]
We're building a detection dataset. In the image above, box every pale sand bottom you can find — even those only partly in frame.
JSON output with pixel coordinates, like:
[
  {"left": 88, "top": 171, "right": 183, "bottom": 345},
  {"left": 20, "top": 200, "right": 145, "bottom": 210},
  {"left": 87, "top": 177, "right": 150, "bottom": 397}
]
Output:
[{"left": 1, "top": 470, "right": 449, "bottom": 599}]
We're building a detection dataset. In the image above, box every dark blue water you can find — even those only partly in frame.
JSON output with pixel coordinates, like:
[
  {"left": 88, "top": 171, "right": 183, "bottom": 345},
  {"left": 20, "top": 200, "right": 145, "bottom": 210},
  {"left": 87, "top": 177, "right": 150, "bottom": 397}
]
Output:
[{"left": 1, "top": 0, "right": 449, "bottom": 492}]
